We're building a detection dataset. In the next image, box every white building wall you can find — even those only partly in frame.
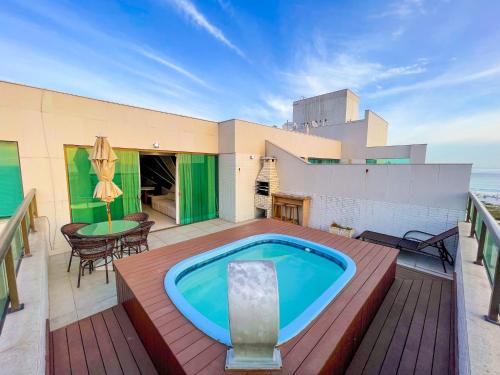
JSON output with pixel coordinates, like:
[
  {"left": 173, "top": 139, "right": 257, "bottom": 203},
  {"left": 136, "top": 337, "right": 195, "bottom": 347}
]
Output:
[
  {"left": 0, "top": 82, "right": 219, "bottom": 254},
  {"left": 366, "top": 144, "right": 427, "bottom": 163},
  {"left": 365, "top": 110, "right": 388, "bottom": 147},
  {"left": 234, "top": 154, "right": 261, "bottom": 222},
  {"left": 217, "top": 153, "right": 264, "bottom": 223},
  {"left": 410, "top": 144, "right": 427, "bottom": 163},
  {"left": 218, "top": 154, "right": 237, "bottom": 222},
  {"left": 218, "top": 119, "right": 342, "bottom": 223},
  {"left": 266, "top": 142, "right": 471, "bottom": 237},
  {"left": 292, "top": 89, "right": 360, "bottom": 126},
  {"left": 310, "top": 120, "right": 368, "bottom": 163}
]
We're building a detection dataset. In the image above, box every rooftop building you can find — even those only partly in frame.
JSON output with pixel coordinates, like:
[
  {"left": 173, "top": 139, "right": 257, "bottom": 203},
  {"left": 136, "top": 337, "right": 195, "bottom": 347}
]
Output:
[{"left": 0, "top": 80, "right": 498, "bottom": 375}]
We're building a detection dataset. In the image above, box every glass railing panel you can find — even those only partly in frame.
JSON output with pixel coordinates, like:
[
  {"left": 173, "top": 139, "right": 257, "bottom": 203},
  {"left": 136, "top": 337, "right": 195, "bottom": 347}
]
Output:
[
  {"left": 475, "top": 211, "right": 483, "bottom": 239},
  {"left": 0, "top": 259, "right": 8, "bottom": 321},
  {"left": 484, "top": 231, "right": 499, "bottom": 284},
  {"left": 11, "top": 227, "right": 23, "bottom": 268}
]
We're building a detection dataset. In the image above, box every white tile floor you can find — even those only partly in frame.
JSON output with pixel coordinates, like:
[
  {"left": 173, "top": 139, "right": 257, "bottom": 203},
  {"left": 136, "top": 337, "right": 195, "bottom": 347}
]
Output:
[
  {"left": 396, "top": 251, "right": 453, "bottom": 279},
  {"left": 48, "top": 218, "right": 253, "bottom": 330},
  {"left": 142, "top": 204, "right": 177, "bottom": 231}
]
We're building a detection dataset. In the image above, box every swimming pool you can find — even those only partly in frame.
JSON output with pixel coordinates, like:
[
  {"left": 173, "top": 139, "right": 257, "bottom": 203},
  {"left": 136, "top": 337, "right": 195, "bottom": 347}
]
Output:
[{"left": 164, "top": 233, "right": 356, "bottom": 345}]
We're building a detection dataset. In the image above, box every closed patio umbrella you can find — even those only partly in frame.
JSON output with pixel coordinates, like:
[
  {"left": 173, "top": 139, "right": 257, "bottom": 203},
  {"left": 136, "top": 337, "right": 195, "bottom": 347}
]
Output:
[{"left": 89, "top": 136, "right": 123, "bottom": 229}]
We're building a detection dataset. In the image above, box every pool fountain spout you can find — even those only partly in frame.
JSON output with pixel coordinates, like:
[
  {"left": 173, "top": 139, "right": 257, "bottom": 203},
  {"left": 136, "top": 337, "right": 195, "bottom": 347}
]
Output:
[{"left": 225, "top": 260, "right": 282, "bottom": 370}]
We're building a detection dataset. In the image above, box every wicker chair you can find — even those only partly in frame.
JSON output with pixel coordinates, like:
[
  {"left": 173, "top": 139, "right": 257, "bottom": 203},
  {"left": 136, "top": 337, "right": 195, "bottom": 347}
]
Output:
[
  {"left": 60, "top": 222, "right": 89, "bottom": 272},
  {"left": 120, "top": 221, "right": 155, "bottom": 257},
  {"left": 67, "top": 237, "right": 115, "bottom": 287},
  {"left": 123, "top": 212, "right": 149, "bottom": 223}
]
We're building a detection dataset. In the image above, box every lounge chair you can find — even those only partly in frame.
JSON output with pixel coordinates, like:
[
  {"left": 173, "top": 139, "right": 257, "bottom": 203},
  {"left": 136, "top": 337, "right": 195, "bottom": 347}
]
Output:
[{"left": 357, "top": 226, "right": 458, "bottom": 273}]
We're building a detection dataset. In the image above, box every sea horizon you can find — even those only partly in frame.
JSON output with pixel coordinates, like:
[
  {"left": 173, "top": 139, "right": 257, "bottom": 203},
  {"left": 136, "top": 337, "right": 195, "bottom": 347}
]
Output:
[{"left": 470, "top": 169, "right": 500, "bottom": 204}]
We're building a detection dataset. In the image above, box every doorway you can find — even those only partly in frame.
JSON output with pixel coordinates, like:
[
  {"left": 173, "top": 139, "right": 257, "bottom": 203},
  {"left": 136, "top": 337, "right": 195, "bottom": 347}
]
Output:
[{"left": 139, "top": 153, "right": 178, "bottom": 231}]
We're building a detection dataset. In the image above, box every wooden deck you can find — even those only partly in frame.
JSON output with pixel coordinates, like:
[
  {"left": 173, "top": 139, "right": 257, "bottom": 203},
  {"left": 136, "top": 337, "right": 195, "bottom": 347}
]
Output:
[
  {"left": 345, "top": 266, "right": 455, "bottom": 375},
  {"left": 48, "top": 304, "right": 158, "bottom": 375},
  {"left": 114, "top": 219, "right": 399, "bottom": 375}
]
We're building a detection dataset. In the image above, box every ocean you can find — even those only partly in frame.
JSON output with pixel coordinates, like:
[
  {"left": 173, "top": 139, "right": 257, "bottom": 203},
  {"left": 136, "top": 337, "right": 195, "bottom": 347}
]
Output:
[{"left": 470, "top": 169, "right": 500, "bottom": 204}]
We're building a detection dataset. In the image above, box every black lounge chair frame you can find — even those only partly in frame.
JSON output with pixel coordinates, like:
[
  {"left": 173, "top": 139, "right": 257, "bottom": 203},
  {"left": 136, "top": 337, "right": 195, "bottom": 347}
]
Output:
[{"left": 357, "top": 227, "right": 458, "bottom": 273}]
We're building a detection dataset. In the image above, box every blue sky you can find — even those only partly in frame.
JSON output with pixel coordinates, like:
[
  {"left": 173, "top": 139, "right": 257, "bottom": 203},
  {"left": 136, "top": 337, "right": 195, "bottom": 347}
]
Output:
[{"left": 1, "top": 0, "right": 499, "bottom": 168}]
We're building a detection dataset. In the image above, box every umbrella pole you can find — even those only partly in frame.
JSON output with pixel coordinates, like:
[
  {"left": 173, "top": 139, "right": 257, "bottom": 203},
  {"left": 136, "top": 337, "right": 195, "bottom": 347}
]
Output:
[{"left": 106, "top": 202, "right": 112, "bottom": 231}]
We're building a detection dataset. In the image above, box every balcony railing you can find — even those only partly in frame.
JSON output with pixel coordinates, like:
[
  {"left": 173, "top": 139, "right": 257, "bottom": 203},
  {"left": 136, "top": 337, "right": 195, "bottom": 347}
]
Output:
[
  {"left": 0, "top": 189, "right": 37, "bottom": 332},
  {"left": 466, "top": 191, "right": 500, "bottom": 323}
]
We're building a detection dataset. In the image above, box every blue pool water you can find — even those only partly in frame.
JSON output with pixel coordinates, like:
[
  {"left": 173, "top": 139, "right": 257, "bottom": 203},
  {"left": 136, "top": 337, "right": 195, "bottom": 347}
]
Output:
[
  {"left": 165, "top": 233, "right": 356, "bottom": 345},
  {"left": 177, "top": 241, "right": 344, "bottom": 329}
]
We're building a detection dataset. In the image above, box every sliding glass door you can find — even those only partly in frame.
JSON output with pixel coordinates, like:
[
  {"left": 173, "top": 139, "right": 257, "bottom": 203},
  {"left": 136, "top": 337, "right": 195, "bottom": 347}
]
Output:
[
  {"left": 0, "top": 141, "right": 23, "bottom": 217},
  {"left": 65, "top": 146, "right": 141, "bottom": 223},
  {"left": 178, "top": 154, "right": 218, "bottom": 224}
]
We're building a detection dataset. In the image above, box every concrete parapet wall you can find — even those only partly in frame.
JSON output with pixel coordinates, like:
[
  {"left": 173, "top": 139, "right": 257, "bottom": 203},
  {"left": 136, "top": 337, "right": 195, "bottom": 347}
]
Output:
[{"left": 266, "top": 141, "right": 471, "bottom": 237}]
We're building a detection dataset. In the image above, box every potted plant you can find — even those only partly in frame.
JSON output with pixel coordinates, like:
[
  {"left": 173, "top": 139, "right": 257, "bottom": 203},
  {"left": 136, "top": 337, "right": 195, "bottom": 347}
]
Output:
[{"left": 329, "top": 222, "right": 355, "bottom": 238}]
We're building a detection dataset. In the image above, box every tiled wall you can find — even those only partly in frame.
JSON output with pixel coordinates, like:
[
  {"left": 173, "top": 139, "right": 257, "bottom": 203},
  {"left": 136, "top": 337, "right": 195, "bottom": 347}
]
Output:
[{"left": 304, "top": 193, "right": 465, "bottom": 237}]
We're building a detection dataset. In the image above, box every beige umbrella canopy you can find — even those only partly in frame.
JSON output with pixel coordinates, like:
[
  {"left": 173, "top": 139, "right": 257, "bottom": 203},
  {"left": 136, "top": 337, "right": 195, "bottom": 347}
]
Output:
[{"left": 89, "top": 137, "right": 123, "bottom": 228}]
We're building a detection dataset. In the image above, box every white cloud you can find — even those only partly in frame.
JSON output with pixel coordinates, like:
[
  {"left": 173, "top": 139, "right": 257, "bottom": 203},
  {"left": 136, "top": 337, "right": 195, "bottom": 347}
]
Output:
[
  {"left": 7, "top": 1, "right": 210, "bottom": 91},
  {"left": 217, "top": 0, "right": 235, "bottom": 16},
  {"left": 133, "top": 47, "right": 209, "bottom": 88},
  {"left": 392, "top": 27, "right": 405, "bottom": 38},
  {"left": 239, "top": 94, "right": 294, "bottom": 125},
  {"left": 265, "top": 95, "right": 292, "bottom": 120},
  {"left": 283, "top": 53, "right": 427, "bottom": 98},
  {"left": 368, "top": 64, "right": 500, "bottom": 98},
  {"left": 372, "top": 0, "right": 426, "bottom": 18},
  {"left": 391, "top": 110, "right": 500, "bottom": 145},
  {"left": 165, "top": 0, "right": 245, "bottom": 58}
]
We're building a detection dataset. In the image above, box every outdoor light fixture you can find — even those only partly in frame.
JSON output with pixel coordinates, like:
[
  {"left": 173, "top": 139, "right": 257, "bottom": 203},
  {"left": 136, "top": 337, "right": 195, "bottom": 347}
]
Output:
[
  {"left": 153, "top": 141, "right": 160, "bottom": 149},
  {"left": 250, "top": 155, "right": 255, "bottom": 160}
]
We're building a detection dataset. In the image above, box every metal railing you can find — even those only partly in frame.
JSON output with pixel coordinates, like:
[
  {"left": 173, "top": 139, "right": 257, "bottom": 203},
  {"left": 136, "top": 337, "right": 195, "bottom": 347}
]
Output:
[
  {"left": 0, "top": 189, "right": 37, "bottom": 323},
  {"left": 466, "top": 191, "right": 500, "bottom": 323}
]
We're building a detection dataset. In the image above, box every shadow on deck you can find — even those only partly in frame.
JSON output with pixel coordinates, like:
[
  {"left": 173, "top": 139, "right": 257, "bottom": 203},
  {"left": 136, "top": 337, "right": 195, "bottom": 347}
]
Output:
[{"left": 346, "top": 266, "right": 455, "bottom": 375}]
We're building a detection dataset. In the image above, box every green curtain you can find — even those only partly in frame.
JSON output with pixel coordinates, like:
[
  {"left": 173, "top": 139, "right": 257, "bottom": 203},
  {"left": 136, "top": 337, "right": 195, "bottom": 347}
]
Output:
[
  {"left": 66, "top": 146, "right": 141, "bottom": 223},
  {"left": 66, "top": 146, "right": 120, "bottom": 222},
  {"left": 178, "top": 154, "right": 218, "bottom": 224},
  {"left": 0, "top": 141, "right": 24, "bottom": 217},
  {"left": 115, "top": 149, "right": 141, "bottom": 216}
]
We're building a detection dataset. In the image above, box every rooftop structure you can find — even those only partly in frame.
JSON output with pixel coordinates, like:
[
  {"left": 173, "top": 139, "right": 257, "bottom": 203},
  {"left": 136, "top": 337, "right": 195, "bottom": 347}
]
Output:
[
  {"left": 0, "top": 81, "right": 498, "bottom": 374},
  {"left": 284, "top": 88, "right": 426, "bottom": 164}
]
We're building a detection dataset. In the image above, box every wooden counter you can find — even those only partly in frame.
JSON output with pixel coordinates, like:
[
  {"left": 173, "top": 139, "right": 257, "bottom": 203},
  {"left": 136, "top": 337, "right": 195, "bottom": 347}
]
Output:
[{"left": 272, "top": 192, "right": 311, "bottom": 226}]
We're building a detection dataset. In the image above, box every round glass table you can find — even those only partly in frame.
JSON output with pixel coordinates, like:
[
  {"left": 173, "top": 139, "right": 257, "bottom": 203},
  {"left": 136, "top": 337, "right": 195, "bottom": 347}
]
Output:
[{"left": 77, "top": 220, "right": 139, "bottom": 238}]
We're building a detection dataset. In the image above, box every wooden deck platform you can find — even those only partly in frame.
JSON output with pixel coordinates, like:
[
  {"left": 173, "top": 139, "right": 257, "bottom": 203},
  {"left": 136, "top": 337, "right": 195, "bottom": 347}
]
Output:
[
  {"left": 48, "top": 304, "right": 158, "bottom": 375},
  {"left": 346, "top": 266, "right": 455, "bottom": 375},
  {"left": 114, "top": 219, "right": 399, "bottom": 375}
]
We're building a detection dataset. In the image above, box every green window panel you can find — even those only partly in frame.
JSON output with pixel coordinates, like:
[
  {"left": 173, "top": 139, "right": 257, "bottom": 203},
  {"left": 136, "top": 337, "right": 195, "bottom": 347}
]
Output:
[
  {"left": 366, "top": 158, "right": 411, "bottom": 165},
  {"left": 178, "top": 154, "right": 218, "bottom": 225},
  {"left": 308, "top": 158, "right": 340, "bottom": 164},
  {"left": 0, "top": 141, "right": 23, "bottom": 217},
  {"left": 484, "top": 231, "right": 499, "bottom": 284},
  {"left": 65, "top": 146, "right": 141, "bottom": 223}
]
